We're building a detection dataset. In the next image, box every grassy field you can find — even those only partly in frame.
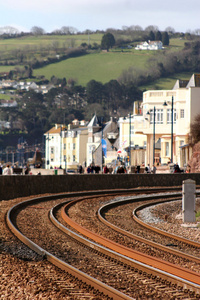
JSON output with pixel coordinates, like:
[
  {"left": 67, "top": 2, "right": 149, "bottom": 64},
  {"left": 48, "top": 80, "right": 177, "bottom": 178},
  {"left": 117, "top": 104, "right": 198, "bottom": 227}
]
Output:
[
  {"left": 0, "top": 94, "right": 12, "bottom": 100},
  {"left": 0, "top": 34, "right": 103, "bottom": 51},
  {"left": 140, "top": 72, "right": 193, "bottom": 91},
  {"left": 33, "top": 50, "right": 155, "bottom": 86},
  {"left": 0, "top": 34, "right": 194, "bottom": 89}
]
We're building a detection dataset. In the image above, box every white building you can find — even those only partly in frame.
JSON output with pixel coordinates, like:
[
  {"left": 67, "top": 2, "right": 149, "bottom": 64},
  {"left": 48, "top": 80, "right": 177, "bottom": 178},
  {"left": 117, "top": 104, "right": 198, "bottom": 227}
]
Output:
[
  {"left": 134, "top": 74, "right": 200, "bottom": 167},
  {"left": 135, "top": 40, "right": 163, "bottom": 50}
]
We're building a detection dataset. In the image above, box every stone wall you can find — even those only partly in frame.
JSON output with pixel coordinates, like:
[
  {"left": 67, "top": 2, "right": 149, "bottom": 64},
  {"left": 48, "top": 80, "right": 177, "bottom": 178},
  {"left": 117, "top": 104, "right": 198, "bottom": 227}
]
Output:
[{"left": 1, "top": 173, "right": 200, "bottom": 201}]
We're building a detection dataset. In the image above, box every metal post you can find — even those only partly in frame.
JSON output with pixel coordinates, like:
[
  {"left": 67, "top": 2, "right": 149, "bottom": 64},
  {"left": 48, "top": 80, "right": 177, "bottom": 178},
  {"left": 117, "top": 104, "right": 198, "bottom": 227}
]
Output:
[
  {"left": 129, "top": 114, "right": 131, "bottom": 166},
  {"left": 153, "top": 106, "right": 156, "bottom": 166},
  {"left": 171, "top": 96, "right": 174, "bottom": 163},
  {"left": 60, "top": 126, "right": 62, "bottom": 168},
  {"left": 101, "top": 117, "right": 104, "bottom": 171},
  {"left": 46, "top": 133, "right": 50, "bottom": 169}
]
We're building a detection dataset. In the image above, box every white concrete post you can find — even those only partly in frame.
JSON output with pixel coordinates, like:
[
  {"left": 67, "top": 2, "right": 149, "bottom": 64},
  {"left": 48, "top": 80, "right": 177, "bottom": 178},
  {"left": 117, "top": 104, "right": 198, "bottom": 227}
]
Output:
[{"left": 182, "top": 179, "right": 196, "bottom": 223}]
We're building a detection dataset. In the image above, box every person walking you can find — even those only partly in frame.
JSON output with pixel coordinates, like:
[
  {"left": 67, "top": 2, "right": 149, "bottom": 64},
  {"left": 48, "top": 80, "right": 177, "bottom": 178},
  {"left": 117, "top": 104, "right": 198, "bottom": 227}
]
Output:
[
  {"left": 3, "top": 165, "right": 12, "bottom": 175},
  {"left": 152, "top": 165, "right": 157, "bottom": 174}
]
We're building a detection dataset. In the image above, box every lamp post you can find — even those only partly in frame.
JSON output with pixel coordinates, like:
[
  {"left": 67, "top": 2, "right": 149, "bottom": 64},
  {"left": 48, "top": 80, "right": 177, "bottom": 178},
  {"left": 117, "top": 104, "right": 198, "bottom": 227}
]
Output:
[
  {"left": 129, "top": 113, "right": 131, "bottom": 166},
  {"left": 171, "top": 96, "right": 174, "bottom": 163},
  {"left": 101, "top": 117, "right": 104, "bottom": 171},
  {"left": 163, "top": 96, "right": 174, "bottom": 163},
  {"left": 46, "top": 133, "right": 51, "bottom": 169},
  {"left": 153, "top": 106, "right": 156, "bottom": 166},
  {"left": 60, "top": 126, "right": 62, "bottom": 168},
  {"left": 146, "top": 108, "right": 155, "bottom": 166}
]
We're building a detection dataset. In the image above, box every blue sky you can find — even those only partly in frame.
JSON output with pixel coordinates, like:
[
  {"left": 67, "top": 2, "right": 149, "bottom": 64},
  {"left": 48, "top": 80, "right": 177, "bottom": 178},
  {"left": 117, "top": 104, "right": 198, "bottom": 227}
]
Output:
[{"left": 1, "top": 0, "right": 200, "bottom": 33}]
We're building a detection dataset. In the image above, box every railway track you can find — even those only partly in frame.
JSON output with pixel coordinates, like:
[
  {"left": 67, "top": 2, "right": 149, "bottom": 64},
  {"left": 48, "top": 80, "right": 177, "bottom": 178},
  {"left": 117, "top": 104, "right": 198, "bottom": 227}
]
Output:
[{"left": 6, "top": 188, "right": 200, "bottom": 299}]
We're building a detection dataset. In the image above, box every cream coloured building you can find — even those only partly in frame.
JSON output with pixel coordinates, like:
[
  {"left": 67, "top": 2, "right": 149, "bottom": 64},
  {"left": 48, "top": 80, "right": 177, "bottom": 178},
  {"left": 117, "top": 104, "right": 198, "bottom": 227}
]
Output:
[
  {"left": 118, "top": 101, "right": 147, "bottom": 166},
  {"left": 44, "top": 120, "right": 88, "bottom": 170},
  {"left": 134, "top": 74, "right": 200, "bottom": 167}
]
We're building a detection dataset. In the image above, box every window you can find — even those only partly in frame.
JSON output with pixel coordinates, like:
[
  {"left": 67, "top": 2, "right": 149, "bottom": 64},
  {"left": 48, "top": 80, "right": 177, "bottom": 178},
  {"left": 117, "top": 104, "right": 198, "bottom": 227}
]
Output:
[
  {"left": 73, "top": 155, "right": 76, "bottom": 162},
  {"left": 165, "top": 142, "right": 169, "bottom": 156},
  {"left": 150, "top": 109, "right": 163, "bottom": 124},
  {"left": 50, "top": 147, "right": 54, "bottom": 154},
  {"left": 73, "top": 143, "right": 76, "bottom": 150},
  {"left": 167, "top": 109, "right": 176, "bottom": 124},
  {"left": 180, "top": 109, "right": 184, "bottom": 118},
  {"left": 63, "top": 143, "right": 66, "bottom": 150}
]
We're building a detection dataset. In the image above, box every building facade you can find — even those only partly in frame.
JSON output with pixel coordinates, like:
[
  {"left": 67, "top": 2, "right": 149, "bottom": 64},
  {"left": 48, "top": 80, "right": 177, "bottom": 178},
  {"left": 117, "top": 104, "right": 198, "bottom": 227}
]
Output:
[{"left": 134, "top": 74, "right": 200, "bottom": 167}]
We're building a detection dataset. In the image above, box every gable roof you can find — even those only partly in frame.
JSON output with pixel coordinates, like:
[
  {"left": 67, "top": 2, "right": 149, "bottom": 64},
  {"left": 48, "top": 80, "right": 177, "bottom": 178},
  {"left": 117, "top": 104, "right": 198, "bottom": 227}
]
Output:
[
  {"left": 186, "top": 74, "right": 200, "bottom": 88},
  {"left": 87, "top": 114, "right": 100, "bottom": 128},
  {"left": 172, "top": 79, "right": 189, "bottom": 90}
]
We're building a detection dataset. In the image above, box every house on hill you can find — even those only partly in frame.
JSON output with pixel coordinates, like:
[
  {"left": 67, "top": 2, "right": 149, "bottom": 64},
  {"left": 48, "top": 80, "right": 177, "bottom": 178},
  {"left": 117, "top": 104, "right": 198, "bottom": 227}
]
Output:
[{"left": 135, "top": 40, "right": 163, "bottom": 50}]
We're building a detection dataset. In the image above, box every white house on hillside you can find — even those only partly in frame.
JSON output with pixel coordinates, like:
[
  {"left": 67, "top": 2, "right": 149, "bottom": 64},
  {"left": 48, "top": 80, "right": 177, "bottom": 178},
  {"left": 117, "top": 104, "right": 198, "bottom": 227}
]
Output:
[{"left": 135, "top": 40, "right": 163, "bottom": 50}]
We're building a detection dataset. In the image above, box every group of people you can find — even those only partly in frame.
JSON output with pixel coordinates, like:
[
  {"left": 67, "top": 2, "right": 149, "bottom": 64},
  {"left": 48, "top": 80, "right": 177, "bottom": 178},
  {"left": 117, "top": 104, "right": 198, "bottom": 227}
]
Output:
[
  {"left": 145, "top": 164, "right": 157, "bottom": 174},
  {"left": 0, "top": 164, "right": 12, "bottom": 175},
  {"left": 86, "top": 164, "right": 101, "bottom": 174},
  {"left": 0, "top": 164, "right": 31, "bottom": 175}
]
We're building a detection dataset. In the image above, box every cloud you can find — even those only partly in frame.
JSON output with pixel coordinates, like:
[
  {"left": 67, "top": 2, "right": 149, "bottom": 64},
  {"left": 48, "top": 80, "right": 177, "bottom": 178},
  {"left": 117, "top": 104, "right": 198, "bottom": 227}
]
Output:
[
  {"left": 3, "top": 0, "right": 124, "bottom": 12},
  {"left": 1, "top": 0, "right": 200, "bottom": 33}
]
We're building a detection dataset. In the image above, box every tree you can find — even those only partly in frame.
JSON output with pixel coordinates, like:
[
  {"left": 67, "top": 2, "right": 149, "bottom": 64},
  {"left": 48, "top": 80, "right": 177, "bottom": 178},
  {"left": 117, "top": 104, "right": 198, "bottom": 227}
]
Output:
[
  {"left": 31, "top": 26, "right": 45, "bottom": 35},
  {"left": 149, "top": 31, "right": 155, "bottom": 41},
  {"left": 155, "top": 31, "right": 162, "bottom": 41},
  {"left": 165, "top": 26, "right": 175, "bottom": 34},
  {"left": 190, "top": 113, "right": 200, "bottom": 144},
  {"left": 162, "top": 32, "right": 169, "bottom": 46},
  {"left": 145, "top": 25, "right": 159, "bottom": 32},
  {"left": 86, "top": 80, "right": 105, "bottom": 104},
  {"left": 101, "top": 33, "right": 115, "bottom": 51}
]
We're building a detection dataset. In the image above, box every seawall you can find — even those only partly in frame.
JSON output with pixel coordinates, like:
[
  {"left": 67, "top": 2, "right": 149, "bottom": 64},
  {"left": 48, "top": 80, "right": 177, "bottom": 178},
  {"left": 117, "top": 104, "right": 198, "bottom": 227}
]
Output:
[{"left": 1, "top": 173, "right": 200, "bottom": 201}]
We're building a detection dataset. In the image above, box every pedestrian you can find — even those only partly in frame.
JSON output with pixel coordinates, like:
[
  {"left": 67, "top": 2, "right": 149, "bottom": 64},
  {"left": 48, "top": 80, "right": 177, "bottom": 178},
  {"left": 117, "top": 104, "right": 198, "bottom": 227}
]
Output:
[
  {"left": 24, "top": 165, "right": 30, "bottom": 175},
  {"left": 103, "top": 165, "right": 109, "bottom": 174},
  {"left": 87, "top": 166, "right": 91, "bottom": 173},
  {"left": 136, "top": 165, "right": 140, "bottom": 173},
  {"left": 152, "top": 165, "right": 157, "bottom": 174},
  {"left": 145, "top": 164, "right": 151, "bottom": 173},
  {"left": 0, "top": 164, "right": 2, "bottom": 175},
  {"left": 78, "top": 165, "right": 83, "bottom": 174},
  {"left": 3, "top": 165, "right": 12, "bottom": 175}
]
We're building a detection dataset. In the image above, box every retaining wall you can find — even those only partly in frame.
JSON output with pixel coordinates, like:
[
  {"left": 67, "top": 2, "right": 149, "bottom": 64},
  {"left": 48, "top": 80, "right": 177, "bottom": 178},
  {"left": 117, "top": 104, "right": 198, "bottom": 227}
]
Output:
[{"left": 1, "top": 173, "right": 200, "bottom": 201}]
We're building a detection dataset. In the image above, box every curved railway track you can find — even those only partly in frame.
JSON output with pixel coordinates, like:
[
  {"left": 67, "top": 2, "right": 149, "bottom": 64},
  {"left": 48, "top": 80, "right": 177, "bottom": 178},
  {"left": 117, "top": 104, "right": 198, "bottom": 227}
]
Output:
[{"left": 6, "top": 188, "right": 200, "bottom": 299}]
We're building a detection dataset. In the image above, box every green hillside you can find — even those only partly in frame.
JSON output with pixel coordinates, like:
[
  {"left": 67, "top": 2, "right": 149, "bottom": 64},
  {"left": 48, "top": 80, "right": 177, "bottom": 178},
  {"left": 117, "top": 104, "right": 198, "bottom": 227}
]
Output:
[
  {"left": 0, "top": 34, "right": 196, "bottom": 90},
  {"left": 33, "top": 50, "right": 154, "bottom": 86}
]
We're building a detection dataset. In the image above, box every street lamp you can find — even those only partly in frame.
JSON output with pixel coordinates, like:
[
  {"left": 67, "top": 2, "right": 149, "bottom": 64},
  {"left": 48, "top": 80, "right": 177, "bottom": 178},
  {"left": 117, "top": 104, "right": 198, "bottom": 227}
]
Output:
[
  {"left": 129, "top": 113, "right": 131, "bottom": 166},
  {"left": 153, "top": 107, "right": 156, "bottom": 166},
  {"left": 46, "top": 133, "right": 51, "bottom": 169},
  {"left": 147, "top": 107, "right": 156, "bottom": 166},
  {"left": 163, "top": 96, "right": 174, "bottom": 163}
]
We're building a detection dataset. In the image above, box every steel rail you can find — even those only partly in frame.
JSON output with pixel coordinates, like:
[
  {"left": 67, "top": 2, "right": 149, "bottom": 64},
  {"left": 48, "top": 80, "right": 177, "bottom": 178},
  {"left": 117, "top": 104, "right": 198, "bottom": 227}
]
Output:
[
  {"left": 98, "top": 194, "right": 200, "bottom": 263},
  {"left": 51, "top": 199, "right": 200, "bottom": 295},
  {"left": 132, "top": 195, "right": 200, "bottom": 249},
  {"left": 6, "top": 190, "right": 146, "bottom": 300},
  {"left": 61, "top": 193, "right": 200, "bottom": 293}
]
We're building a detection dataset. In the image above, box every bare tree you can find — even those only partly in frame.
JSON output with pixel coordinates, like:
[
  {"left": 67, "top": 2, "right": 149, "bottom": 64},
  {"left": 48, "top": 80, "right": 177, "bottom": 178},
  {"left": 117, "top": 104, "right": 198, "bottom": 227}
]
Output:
[
  {"left": 190, "top": 113, "right": 200, "bottom": 144},
  {"left": 0, "top": 26, "right": 19, "bottom": 35},
  {"left": 165, "top": 26, "right": 175, "bottom": 34},
  {"left": 61, "top": 26, "right": 78, "bottom": 34},
  {"left": 194, "top": 28, "right": 200, "bottom": 36},
  {"left": 51, "top": 40, "right": 60, "bottom": 52},
  {"left": 144, "top": 25, "right": 159, "bottom": 32},
  {"left": 31, "top": 26, "right": 45, "bottom": 35},
  {"left": 129, "top": 25, "right": 143, "bottom": 31}
]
